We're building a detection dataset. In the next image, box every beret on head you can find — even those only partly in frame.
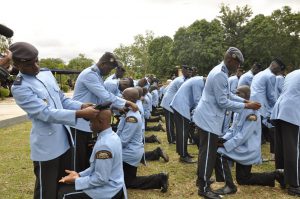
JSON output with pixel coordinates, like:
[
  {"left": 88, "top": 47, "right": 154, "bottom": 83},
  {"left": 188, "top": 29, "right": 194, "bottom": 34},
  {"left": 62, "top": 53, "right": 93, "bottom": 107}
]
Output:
[
  {"left": 226, "top": 47, "right": 244, "bottom": 64},
  {"left": 182, "top": 65, "right": 192, "bottom": 70},
  {"left": 9, "top": 42, "right": 38, "bottom": 62},
  {"left": 273, "top": 58, "right": 286, "bottom": 70},
  {"left": 99, "top": 52, "right": 118, "bottom": 67}
]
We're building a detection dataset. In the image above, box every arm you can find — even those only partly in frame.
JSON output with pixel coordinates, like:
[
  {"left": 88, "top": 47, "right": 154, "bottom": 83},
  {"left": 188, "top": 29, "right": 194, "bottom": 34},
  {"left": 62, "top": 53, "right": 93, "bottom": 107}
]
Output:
[
  {"left": 83, "top": 72, "right": 126, "bottom": 109},
  {"left": 12, "top": 86, "right": 77, "bottom": 126},
  {"left": 118, "top": 117, "right": 139, "bottom": 148},
  {"left": 213, "top": 73, "right": 245, "bottom": 113},
  {"left": 75, "top": 146, "right": 114, "bottom": 190},
  {"left": 223, "top": 113, "right": 258, "bottom": 152}
]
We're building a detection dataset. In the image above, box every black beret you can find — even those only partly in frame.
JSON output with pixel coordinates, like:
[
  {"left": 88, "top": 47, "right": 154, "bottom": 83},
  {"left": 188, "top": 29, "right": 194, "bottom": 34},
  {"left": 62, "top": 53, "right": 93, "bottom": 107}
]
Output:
[
  {"left": 273, "top": 58, "right": 286, "bottom": 70},
  {"left": 99, "top": 52, "right": 118, "bottom": 67},
  {"left": 9, "top": 42, "right": 38, "bottom": 62}
]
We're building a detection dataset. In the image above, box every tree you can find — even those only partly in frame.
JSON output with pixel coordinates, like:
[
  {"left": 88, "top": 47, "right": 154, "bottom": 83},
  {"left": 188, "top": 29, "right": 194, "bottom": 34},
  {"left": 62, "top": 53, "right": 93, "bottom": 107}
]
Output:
[
  {"left": 172, "top": 19, "right": 225, "bottom": 75},
  {"left": 148, "top": 36, "right": 174, "bottom": 79},
  {"left": 67, "top": 54, "right": 94, "bottom": 71},
  {"left": 218, "top": 4, "right": 253, "bottom": 49},
  {"left": 39, "top": 58, "right": 65, "bottom": 69}
]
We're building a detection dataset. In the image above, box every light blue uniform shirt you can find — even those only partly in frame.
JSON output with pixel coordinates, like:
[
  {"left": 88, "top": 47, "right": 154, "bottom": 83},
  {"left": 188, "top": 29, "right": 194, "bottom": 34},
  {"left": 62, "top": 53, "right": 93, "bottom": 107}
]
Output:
[
  {"left": 170, "top": 76, "right": 205, "bottom": 121},
  {"left": 250, "top": 68, "right": 276, "bottom": 119},
  {"left": 151, "top": 89, "right": 159, "bottom": 107},
  {"left": 192, "top": 62, "right": 245, "bottom": 136},
  {"left": 238, "top": 70, "right": 254, "bottom": 87},
  {"left": 160, "top": 76, "right": 185, "bottom": 112},
  {"left": 271, "top": 69, "right": 300, "bottom": 127},
  {"left": 143, "top": 94, "right": 152, "bottom": 119},
  {"left": 104, "top": 79, "right": 122, "bottom": 97},
  {"left": 75, "top": 128, "right": 125, "bottom": 199},
  {"left": 117, "top": 110, "right": 144, "bottom": 167},
  {"left": 11, "top": 69, "right": 82, "bottom": 161},
  {"left": 228, "top": 75, "right": 239, "bottom": 94},
  {"left": 105, "top": 73, "right": 117, "bottom": 82},
  {"left": 136, "top": 100, "right": 145, "bottom": 131},
  {"left": 73, "top": 65, "right": 126, "bottom": 132},
  {"left": 218, "top": 110, "right": 262, "bottom": 165},
  {"left": 274, "top": 75, "right": 284, "bottom": 99}
]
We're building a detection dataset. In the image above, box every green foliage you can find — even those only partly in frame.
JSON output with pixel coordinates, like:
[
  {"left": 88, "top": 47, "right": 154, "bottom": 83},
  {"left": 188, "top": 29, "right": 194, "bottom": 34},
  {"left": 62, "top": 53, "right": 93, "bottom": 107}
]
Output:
[
  {"left": 67, "top": 54, "right": 94, "bottom": 71},
  {"left": 39, "top": 58, "right": 65, "bottom": 69},
  {"left": 0, "top": 87, "right": 10, "bottom": 99},
  {"left": 60, "top": 84, "right": 69, "bottom": 92}
]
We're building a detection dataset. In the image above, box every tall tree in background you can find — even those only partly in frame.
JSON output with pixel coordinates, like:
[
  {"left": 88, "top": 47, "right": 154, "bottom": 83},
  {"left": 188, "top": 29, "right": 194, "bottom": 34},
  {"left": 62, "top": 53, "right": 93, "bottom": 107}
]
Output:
[
  {"left": 148, "top": 36, "right": 174, "bottom": 79},
  {"left": 218, "top": 4, "right": 252, "bottom": 50},
  {"left": 67, "top": 54, "right": 94, "bottom": 71},
  {"left": 172, "top": 19, "right": 225, "bottom": 75},
  {"left": 130, "top": 30, "right": 154, "bottom": 75}
]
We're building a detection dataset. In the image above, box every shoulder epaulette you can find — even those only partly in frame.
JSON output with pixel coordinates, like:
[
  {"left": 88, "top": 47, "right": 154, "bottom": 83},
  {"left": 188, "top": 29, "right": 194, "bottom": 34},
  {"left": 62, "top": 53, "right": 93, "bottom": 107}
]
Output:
[
  {"left": 13, "top": 76, "right": 22, "bottom": 85},
  {"left": 221, "top": 65, "right": 226, "bottom": 73},
  {"left": 247, "top": 114, "right": 257, "bottom": 121},
  {"left": 91, "top": 65, "right": 98, "bottom": 72},
  {"left": 126, "top": 116, "right": 138, "bottom": 123}
]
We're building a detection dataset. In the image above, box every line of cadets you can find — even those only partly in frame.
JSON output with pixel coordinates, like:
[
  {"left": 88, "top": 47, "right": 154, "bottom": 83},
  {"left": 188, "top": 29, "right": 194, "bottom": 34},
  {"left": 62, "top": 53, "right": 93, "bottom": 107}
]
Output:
[{"left": 9, "top": 41, "right": 300, "bottom": 199}]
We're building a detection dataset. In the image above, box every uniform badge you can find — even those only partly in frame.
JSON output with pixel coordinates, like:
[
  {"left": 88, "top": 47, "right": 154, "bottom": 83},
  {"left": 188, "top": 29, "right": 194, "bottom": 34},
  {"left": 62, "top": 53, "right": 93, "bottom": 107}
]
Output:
[
  {"left": 247, "top": 114, "right": 257, "bottom": 121},
  {"left": 95, "top": 150, "right": 112, "bottom": 159},
  {"left": 126, "top": 116, "right": 138, "bottom": 123}
]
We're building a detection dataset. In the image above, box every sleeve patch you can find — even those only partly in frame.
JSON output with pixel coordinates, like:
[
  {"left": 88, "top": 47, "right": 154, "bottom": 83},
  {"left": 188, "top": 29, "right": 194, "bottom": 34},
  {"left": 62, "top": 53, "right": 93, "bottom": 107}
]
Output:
[
  {"left": 95, "top": 150, "right": 112, "bottom": 159},
  {"left": 126, "top": 116, "right": 138, "bottom": 123},
  {"left": 247, "top": 114, "right": 257, "bottom": 121}
]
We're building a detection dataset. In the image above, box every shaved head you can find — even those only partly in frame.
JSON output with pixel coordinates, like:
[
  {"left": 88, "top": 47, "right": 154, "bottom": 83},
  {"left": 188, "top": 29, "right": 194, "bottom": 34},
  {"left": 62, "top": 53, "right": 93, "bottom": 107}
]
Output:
[
  {"left": 236, "top": 85, "right": 250, "bottom": 100},
  {"left": 135, "top": 86, "right": 143, "bottom": 98},
  {"left": 90, "top": 109, "right": 112, "bottom": 133},
  {"left": 123, "top": 87, "right": 139, "bottom": 103}
]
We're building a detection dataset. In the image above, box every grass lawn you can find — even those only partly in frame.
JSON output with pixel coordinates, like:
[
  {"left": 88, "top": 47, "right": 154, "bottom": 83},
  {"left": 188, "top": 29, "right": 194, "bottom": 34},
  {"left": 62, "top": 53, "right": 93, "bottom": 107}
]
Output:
[{"left": 0, "top": 121, "right": 296, "bottom": 199}]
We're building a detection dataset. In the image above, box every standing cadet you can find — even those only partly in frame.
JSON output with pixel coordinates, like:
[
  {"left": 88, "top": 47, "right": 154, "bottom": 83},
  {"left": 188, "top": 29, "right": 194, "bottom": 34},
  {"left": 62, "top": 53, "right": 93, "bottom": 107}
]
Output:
[
  {"left": 160, "top": 65, "right": 192, "bottom": 144},
  {"left": 170, "top": 76, "right": 205, "bottom": 163},
  {"left": 58, "top": 105, "right": 125, "bottom": 199},
  {"left": 72, "top": 52, "right": 138, "bottom": 172},
  {"left": 238, "top": 62, "right": 263, "bottom": 87},
  {"left": 117, "top": 88, "right": 169, "bottom": 192},
  {"left": 250, "top": 58, "right": 286, "bottom": 158},
  {"left": 214, "top": 86, "right": 284, "bottom": 196},
  {"left": 9, "top": 42, "right": 100, "bottom": 199},
  {"left": 192, "top": 47, "right": 261, "bottom": 199},
  {"left": 271, "top": 69, "right": 300, "bottom": 196}
]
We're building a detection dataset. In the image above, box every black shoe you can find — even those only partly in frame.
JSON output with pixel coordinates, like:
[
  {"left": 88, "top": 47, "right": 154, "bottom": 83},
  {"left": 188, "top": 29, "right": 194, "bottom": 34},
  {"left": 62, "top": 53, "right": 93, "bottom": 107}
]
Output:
[
  {"left": 169, "top": 140, "right": 176, "bottom": 144},
  {"left": 158, "top": 123, "right": 166, "bottom": 132},
  {"left": 213, "top": 185, "right": 237, "bottom": 195},
  {"left": 160, "top": 173, "right": 169, "bottom": 193},
  {"left": 153, "top": 135, "right": 161, "bottom": 144},
  {"left": 274, "top": 169, "right": 285, "bottom": 189},
  {"left": 288, "top": 186, "right": 300, "bottom": 196},
  {"left": 198, "top": 189, "right": 221, "bottom": 199},
  {"left": 179, "top": 156, "right": 196, "bottom": 164},
  {"left": 157, "top": 147, "right": 169, "bottom": 162}
]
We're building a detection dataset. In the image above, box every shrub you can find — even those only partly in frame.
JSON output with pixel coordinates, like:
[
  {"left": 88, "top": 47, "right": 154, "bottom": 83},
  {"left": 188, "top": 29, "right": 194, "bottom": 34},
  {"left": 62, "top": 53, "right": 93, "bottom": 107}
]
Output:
[
  {"left": 61, "top": 85, "right": 69, "bottom": 93},
  {"left": 0, "top": 87, "right": 10, "bottom": 99}
]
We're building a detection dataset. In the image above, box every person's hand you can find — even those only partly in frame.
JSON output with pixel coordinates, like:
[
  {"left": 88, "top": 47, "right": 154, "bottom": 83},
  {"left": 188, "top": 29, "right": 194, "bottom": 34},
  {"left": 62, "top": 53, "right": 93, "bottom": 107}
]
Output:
[
  {"left": 245, "top": 101, "right": 261, "bottom": 110},
  {"left": 76, "top": 106, "right": 99, "bottom": 119},
  {"left": 81, "top": 103, "right": 94, "bottom": 109},
  {"left": 59, "top": 170, "right": 79, "bottom": 184},
  {"left": 126, "top": 101, "right": 139, "bottom": 112}
]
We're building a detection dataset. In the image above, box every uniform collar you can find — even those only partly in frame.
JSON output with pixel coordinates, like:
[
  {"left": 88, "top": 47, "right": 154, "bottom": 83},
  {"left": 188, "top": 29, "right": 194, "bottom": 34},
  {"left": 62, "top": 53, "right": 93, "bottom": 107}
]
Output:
[
  {"left": 221, "top": 61, "right": 229, "bottom": 75},
  {"left": 19, "top": 71, "right": 37, "bottom": 79},
  {"left": 91, "top": 64, "right": 102, "bottom": 77},
  {"left": 98, "top": 127, "right": 112, "bottom": 140}
]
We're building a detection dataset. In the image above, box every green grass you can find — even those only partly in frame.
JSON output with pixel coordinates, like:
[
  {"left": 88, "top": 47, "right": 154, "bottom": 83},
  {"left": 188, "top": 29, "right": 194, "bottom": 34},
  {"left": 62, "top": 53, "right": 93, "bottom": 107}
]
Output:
[{"left": 0, "top": 122, "right": 296, "bottom": 198}]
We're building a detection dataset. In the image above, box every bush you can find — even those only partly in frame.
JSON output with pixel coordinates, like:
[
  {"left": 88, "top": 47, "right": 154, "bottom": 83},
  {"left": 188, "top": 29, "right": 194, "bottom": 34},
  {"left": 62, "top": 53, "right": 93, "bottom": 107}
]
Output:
[
  {"left": 0, "top": 87, "right": 10, "bottom": 99},
  {"left": 61, "top": 84, "right": 69, "bottom": 93}
]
